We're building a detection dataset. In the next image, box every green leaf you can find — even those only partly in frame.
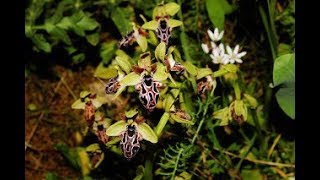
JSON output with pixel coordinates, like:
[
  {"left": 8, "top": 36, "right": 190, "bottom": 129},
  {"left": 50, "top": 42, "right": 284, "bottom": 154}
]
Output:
[
  {"left": 276, "top": 86, "right": 295, "bottom": 119},
  {"left": 138, "top": 122, "right": 158, "bottom": 143},
  {"left": 45, "top": 172, "right": 58, "bottom": 180},
  {"left": 106, "top": 120, "right": 127, "bottom": 136},
  {"left": 155, "top": 42, "right": 166, "bottom": 61},
  {"left": 86, "top": 33, "right": 100, "bottom": 46},
  {"left": 94, "top": 63, "right": 118, "bottom": 79},
  {"left": 153, "top": 62, "right": 168, "bottom": 82},
  {"left": 206, "top": 0, "right": 226, "bottom": 30},
  {"left": 240, "top": 169, "right": 263, "bottom": 180},
  {"left": 164, "top": 2, "right": 180, "bottom": 16},
  {"left": 142, "top": 20, "right": 158, "bottom": 30},
  {"left": 273, "top": 53, "right": 295, "bottom": 86},
  {"left": 45, "top": 22, "right": 71, "bottom": 45},
  {"left": 277, "top": 43, "right": 293, "bottom": 56},
  {"left": 76, "top": 14, "right": 99, "bottom": 31},
  {"left": 120, "top": 72, "right": 141, "bottom": 86},
  {"left": 72, "top": 53, "right": 85, "bottom": 64},
  {"left": 154, "top": 112, "right": 170, "bottom": 136},
  {"left": 32, "top": 34, "right": 51, "bottom": 53},
  {"left": 111, "top": 7, "right": 135, "bottom": 36},
  {"left": 100, "top": 41, "right": 117, "bottom": 64}
]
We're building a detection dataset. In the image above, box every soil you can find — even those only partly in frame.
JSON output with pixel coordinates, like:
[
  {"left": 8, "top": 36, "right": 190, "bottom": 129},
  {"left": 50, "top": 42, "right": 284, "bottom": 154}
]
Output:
[{"left": 25, "top": 65, "right": 98, "bottom": 179}]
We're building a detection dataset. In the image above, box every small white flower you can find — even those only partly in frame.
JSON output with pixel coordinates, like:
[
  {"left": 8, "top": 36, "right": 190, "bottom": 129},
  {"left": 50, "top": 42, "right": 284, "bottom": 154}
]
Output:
[
  {"left": 201, "top": 43, "right": 209, "bottom": 54},
  {"left": 226, "top": 45, "right": 247, "bottom": 64},
  {"left": 207, "top": 28, "right": 224, "bottom": 42},
  {"left": 210, "top": 44, "right": 228, "bottom": 64}
]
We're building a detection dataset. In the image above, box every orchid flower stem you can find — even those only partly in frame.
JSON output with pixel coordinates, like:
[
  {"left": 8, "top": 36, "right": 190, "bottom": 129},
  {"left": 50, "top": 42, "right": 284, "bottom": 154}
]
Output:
[
  {"left": 154, "top": 112, "right": 170, "bottom": 137},
  {"left": 233, "top": 81, "right": 241, "bottom": 100}
]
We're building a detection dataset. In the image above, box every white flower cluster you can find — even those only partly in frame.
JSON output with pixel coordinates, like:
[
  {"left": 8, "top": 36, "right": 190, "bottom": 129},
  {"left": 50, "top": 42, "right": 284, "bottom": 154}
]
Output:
[{"left": 201, "top": 28, "right": 247, "bottom": 65}]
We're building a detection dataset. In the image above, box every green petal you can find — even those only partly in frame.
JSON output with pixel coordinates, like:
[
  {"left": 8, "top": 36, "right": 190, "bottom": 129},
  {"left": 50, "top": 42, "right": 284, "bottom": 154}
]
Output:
[
  {"left": 106, "top": 120, "right": 127, "bottom": 136},
  {"left": 120, "top": 72, "right": 141, "bottom": 86},
  {"left": 155, "top": 42, "right": 166, "bottom": 61},
  {"left": 164, "top": 2, "right": 180, "bottom": 16},
  {"left": 138, "top": 122, "right": 158, "bottom": 143},
  {"left": 170, "top": 113, "right": 194, "bottom": 125},
  {"left": 183, "top": 61, "right": 198, "bottom": 76},
  {"left": 153, "top": 5, "right": 166, "bottom": 19},
  {"left": 243, "top": 93, "right": 258, "bottom": 109},
  {"left": 167, "top": 19, "right": 183, "bottom": 28},
  {"left": 153, "top": 62, "right": 168, "bottom": 82},
  {"left": 196, "top": 68, "right": 212, "bottom": 80},
  {"left": 115, "top": 56, "right": 131, "bottom": 74},
  {"left": 142, "top": 20, "right": 158, "bottom": 30},
  {"left": 71, "top": 99, "right": 85, "bottom": 109},
  {"left": 136, "top": 35, "right": 148, "bottom": 52},
  {"left": 138, "top": 52, "right": 151, "bottom": 68},
  {"left": 125, "top": 109, "right": 138, "bottom": 118},
  {"left": 94, "top": 63, "right": 118, "bottom": 80},
  {"left": 80, "top": 91, "right": 91, "bottom": 98},
  {"left": 234, "top": 100, "right": 244, "bottom": 116}
]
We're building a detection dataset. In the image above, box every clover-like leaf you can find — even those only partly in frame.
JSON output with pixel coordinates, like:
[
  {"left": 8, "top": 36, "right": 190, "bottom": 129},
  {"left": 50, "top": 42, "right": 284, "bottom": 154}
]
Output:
[
  {"left": 136, "top": 35, "right": 148, "bottom": 52},
  {"left": 196, "top": 68, "right": 213, "bottom": 80},
  {"left": 106, "top": 120, "right": 127, "bottom": 136},
  {"left": 71, "top": 99, "right": 85, "bottom": 109},
  {"left": 142, "top": 20, "right": 158, "bottom": 30},
  {"left": 155, "top": 42, "right": 166, "bottom": 61},
  {"left": 167, "top": 19, "right": 183, "bottom": 28},
  {"left": 116, "top": 56, "right": 131, "bottom": 74},
  {"left": 164, "top": 2, "right": 180, "bottom": 16},
  {"left": 170, "top": 113, "right": 194, "bottom": 125},
  {"left": 125, "top": 109, "right": 138, "bottom": 118},
  {"left": 153, "top": 62, "right": 168, "bottom": 82},
  {"left": 138, "top": 122, "right": 158, "bottom": 143},
  {"left": 120, "top": 72, "right": 141, "bottom": 86}
]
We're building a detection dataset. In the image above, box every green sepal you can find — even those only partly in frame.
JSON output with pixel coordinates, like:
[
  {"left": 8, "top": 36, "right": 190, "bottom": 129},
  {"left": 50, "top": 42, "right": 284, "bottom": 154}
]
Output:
[
  {"left": 138, "top": 122, "right": 158, "bottom": 143},
  {"left": 106, "top": 120, "right": 127, "bottom": 136}
]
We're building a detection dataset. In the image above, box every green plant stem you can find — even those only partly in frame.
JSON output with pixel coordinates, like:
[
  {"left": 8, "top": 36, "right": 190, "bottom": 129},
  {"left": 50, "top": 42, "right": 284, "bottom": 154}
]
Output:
[
  {"left": 235, "top": 133, "right": 257, "bottom": 171},
  {"left": 144, "top": 159, "right": 153, "bottom": 180},
  {"left": 258, "top": 4, "right": 277, "bottom": 60},
  {"left": 154, "top": 112, "right": 170, "bottom": 137},
  {"left": 233, "top": 81, "right": 241, "bottom": 100},
  {"left": 177, "top": 0, "right": 192, "bottom": 62},
  {"left": 170, "top": 148, "right": 183, "bottom": 180},
  {"left": 212, "top": 146, "right": 295, "bottom": 168},
  {"left": 251, "top": 109, "right": 262, "bottom": 138}
]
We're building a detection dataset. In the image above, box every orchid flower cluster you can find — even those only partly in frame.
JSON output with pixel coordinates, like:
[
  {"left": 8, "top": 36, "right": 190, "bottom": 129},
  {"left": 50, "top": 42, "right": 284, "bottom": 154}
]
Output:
[{"left": 71, "top": 2, "right": 194, "bottom": 164}]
